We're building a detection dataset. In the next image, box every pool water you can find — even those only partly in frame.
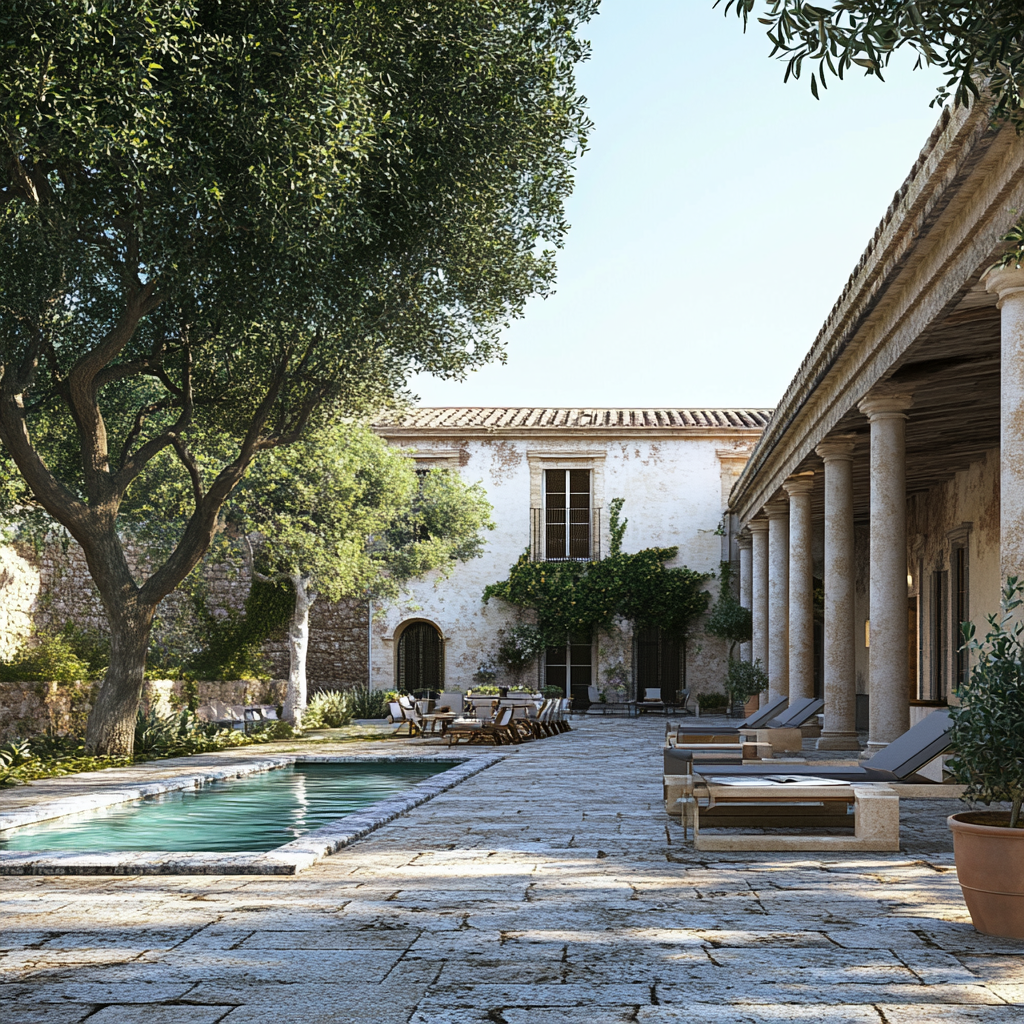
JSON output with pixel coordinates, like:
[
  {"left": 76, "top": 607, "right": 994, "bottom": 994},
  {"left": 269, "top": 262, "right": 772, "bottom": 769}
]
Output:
[{"left": 0, "top": 761, "right": 459, "bottom": 853}]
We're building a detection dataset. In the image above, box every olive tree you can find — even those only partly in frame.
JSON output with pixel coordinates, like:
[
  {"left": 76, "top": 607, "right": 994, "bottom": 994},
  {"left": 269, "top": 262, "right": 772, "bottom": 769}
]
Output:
[
  {"left": 231, "top": 422, "right": 494, "bottom": 725},
  {"left": 0, "top": 2, "right": 595, "bottom": 753},
  {"left": 721, "top": 1, "right": 1024, "bottom": 125}
]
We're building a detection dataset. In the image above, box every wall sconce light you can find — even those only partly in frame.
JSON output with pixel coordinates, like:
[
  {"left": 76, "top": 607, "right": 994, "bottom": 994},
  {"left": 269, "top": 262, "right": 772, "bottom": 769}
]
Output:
[{"left": 864, "top": 619, "right": 870, "bottom": 648}]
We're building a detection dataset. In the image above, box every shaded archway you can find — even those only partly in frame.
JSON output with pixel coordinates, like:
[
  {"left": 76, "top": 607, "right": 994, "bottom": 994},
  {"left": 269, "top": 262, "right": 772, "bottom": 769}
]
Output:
[{"left": 397, "top": 620, "right": 444, "bottom": 693}]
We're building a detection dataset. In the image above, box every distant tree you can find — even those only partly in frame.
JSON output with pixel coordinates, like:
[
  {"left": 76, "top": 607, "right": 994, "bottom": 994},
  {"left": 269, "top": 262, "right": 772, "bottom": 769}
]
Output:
[
  {"left": 721, "top": 1, "right": 1024, "bottom": 125},
  {"left": 232, "top": 423, "right": 494, "bottom": 725},
  {"left": 0, "top": 2, "right": 595, "bottom": 753},
  {"left": 704, "top": 560, "right": 752, "bottom": 663}
]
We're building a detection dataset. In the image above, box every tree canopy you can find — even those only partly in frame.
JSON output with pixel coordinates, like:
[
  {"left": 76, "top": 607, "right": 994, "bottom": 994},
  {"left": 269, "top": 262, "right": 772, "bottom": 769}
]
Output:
[
  {"left": 721, "top": 1, "right": 1024, "bottom": 125},
  {"left": 232, "top": 422, "right": 494, "bottom": 605},
  {"left": 226, "top": 421, "right": 493, "bottom": 721},
  {"left": 0, "top": 1, "right": 596, "bottom": 753}
]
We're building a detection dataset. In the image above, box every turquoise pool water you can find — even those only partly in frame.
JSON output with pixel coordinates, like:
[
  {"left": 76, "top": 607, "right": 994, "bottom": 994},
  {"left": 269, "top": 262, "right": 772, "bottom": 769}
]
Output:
[{"left": 0, "top": 761, "right": 459, "bottom": 853}]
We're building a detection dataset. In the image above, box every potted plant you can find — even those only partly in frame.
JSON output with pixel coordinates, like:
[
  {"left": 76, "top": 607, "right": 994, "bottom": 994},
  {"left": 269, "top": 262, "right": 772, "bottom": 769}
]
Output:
[
  {"left": 494, "top": 625, "right": 546, "bottom": 697},
  {"left": 946, "top": 578, "right": 1024, "bottom": 938},
  {"left": 725, "top": 658, "right": 769, "bottom": 716}
]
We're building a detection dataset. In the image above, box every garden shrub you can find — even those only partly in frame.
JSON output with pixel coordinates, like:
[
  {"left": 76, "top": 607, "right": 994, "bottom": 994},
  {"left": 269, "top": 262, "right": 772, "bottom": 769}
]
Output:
[
  {"left": 697, "top": 692, "right": 729, "bottom": 711},
  {"left": 302, "top": 690, "right": 354, "bottom": 728},
  {"left": 349, "top": 687, "right": 391, "bottom": 719},
  {"left": 0, "top": 630, "right": 93, "bottom": 682}
]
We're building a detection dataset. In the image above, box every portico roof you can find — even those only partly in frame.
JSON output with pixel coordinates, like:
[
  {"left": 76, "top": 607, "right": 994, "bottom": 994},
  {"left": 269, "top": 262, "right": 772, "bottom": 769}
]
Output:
[{"left": 730, "top": 99, "right": 1021, "bottom": 525}]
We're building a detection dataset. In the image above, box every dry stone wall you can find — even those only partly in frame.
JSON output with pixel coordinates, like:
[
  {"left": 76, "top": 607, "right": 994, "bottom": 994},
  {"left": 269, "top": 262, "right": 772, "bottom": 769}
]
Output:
[
  {"left": 0, "top": 538, "right": 368, "bottom": 695},
  {"left": 0, "top": 678, "right": 291, "bottom": 742}
]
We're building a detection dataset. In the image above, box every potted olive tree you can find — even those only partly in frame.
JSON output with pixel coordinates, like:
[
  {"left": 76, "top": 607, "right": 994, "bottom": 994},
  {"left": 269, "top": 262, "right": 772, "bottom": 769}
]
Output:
[
  {"left": 495, "top": 625, "right": 546, "bottom": 697},
  {"left": 946, "top": 578, "right": 1024, "bottom": 938}
]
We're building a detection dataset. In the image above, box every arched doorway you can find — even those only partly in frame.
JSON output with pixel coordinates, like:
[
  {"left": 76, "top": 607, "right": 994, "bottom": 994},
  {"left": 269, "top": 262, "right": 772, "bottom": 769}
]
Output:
[{"left": 397, "top": 621, "right": 444, "bottom": 693}]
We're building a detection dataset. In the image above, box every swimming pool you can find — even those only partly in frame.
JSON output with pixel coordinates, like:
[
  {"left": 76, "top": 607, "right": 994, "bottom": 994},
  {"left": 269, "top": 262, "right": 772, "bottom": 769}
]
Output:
[{"left": 0, "top": 760, "right": 459, "bottom": 854}]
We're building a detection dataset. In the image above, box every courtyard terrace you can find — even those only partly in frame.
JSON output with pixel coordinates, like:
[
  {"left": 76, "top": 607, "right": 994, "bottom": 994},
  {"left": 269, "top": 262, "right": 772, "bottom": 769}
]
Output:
[{"left": 1, "top": 716, "right": 1020, "bottom": 1023}]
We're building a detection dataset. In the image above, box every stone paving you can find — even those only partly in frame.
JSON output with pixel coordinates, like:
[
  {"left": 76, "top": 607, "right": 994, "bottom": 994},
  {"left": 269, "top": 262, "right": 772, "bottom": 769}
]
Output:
[{"left": 2, "top": 716, "right": 1022, "bottom": 1023}]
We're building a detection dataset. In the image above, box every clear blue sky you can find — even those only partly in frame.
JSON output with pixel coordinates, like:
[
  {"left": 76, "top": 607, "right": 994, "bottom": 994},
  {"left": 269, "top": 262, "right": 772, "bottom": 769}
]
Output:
[{"left": 409, "top": 0, "right": 944, "bottom": 410}]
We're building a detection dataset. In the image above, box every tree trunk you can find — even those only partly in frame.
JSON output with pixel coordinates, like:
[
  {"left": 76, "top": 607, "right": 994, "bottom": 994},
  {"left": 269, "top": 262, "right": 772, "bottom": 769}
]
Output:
[
  {"left": 84, "top": 602, "right": 157, "bottom": 756},
  {"left": 283, "top": 575, "right": 316, "bottom": 727}
]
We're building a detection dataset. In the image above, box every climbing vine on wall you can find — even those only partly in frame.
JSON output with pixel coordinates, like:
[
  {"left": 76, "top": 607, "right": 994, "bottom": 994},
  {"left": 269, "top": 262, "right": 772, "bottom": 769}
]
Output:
[{"left": 483, "top": 499, "right": 713, "bottom": 641}]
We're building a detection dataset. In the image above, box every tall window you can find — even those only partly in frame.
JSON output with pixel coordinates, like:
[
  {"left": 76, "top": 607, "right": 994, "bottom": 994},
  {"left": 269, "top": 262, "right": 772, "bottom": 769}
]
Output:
[
  {"left": 545, "top": 469, "right": 591, "bottom": 560},
  {"left": 952, "top": 543, "right": 969, "bottom": 692},
  {"left": 545, "top": 634, "right": 592, "bottom": 704},
  {"left": 928, "top": 570, "right": 948, "bottom": 702}
]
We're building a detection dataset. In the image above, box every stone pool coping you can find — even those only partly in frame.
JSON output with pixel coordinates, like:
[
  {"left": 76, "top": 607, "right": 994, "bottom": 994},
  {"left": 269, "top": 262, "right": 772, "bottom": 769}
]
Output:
[{"left": 0, "top": 752, "right": 504, "bottom": 876}]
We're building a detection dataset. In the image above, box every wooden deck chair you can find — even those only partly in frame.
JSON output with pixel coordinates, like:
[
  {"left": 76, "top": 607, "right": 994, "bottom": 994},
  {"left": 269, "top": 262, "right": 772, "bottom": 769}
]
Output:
[{"left": 556, "top": 698, "right": 572, "bottom": 732}]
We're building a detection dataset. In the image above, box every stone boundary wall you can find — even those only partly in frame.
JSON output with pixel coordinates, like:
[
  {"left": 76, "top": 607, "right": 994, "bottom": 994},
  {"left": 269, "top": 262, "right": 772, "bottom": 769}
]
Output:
[
  {"left": 0, "top": 538, "right": 369, "bottom": 692},
  {"left": 0, "top": 678, "right": 291, "bottom": 742}
]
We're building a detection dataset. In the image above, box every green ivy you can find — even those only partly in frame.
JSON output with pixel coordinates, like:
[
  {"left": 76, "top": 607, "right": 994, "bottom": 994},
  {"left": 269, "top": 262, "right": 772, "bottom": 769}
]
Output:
[
  {"left": 483, "top": 500, "right": 712, "bottom": 643},
  {"left": 185, "top": 576, "right": 294, "bottom": 681}
]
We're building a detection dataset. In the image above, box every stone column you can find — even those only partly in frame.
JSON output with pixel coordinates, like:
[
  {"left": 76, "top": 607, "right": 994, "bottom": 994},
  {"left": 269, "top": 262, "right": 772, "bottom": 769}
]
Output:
[
  {"left": 765, "top": 499, "right": 790, "bottom": 702},
  {"left": 815, "top": 436, "right": 859, "bottom": 750},
  {"left": 783, "top": 476, "right": 815, "bottom": 701},
  {"left": 749, "top": 519, "right": 770, "bottom": 705},
  {"left": 737, "top": 532, "right": 752, "bottom": 663},
  {"left": 858, "top": 392, "right": 913, "bottom": 749},
  {"left": 986, "top": 266, "right": 1024, "bottom": 583}
]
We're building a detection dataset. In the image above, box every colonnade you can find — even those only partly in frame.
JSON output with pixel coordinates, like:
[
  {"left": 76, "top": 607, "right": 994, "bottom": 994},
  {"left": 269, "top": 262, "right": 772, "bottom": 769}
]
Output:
[
  {"left": 737, "top": 394, "right": 914, "bottom": 751},
  {"left": 737, "top": 266, "right": 1024, "bottom": 748}
]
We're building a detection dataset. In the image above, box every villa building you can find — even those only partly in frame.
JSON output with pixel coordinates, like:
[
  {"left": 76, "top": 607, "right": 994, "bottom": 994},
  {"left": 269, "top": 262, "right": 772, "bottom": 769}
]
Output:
[
  {"left": 729, "top": 100, "right": 1024, "bottom": 756},
  {"left": 371, "top": 407, "right": 768, "bottom": 705}
]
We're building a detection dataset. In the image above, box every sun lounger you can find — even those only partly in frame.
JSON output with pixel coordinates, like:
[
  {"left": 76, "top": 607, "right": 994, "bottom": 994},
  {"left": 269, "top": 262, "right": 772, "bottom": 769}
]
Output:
[
  {"left": 688, "top": 776, "right": 901, "bottom": 852},
  {"left": 672, "top": 694, "right": 789, "bottom": 737},
  {"left": 734, "top": 697, "right": 826, "bottom": 753},
  {"left": 762, "top": 697, "right": 824, "bottom": 729},
  {"left": 665, "top": 708, "right": 952, "bottom": 782}
]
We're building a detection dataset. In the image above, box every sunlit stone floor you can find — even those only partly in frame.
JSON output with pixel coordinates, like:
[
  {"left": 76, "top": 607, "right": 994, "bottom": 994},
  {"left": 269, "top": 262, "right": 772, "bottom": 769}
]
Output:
[{"left": 2, "top": 716, "right": 1022, "bottom": 1023}]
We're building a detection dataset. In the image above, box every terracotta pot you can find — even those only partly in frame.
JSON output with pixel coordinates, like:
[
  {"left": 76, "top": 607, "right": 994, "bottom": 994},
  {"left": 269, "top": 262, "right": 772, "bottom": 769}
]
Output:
[{"left": 948, "top": 811, "right": 1024, "bottom": 938}]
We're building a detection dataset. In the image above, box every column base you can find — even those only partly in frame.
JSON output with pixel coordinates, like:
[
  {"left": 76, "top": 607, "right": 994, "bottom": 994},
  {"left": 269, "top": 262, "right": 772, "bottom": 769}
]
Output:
[{"left": 816, "top": 732, "right": 861, "bottom": 751}]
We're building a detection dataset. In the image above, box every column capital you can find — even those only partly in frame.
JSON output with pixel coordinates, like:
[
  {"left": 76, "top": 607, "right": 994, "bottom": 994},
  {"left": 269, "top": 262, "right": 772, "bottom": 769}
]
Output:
[
  {"left": 858, "top": 391, "right": 913, "bottom": 419},
  {"left": 782, "top": 474, "right": 815, "bottom": 497},
  {"left": 815, "top": 434, "right": 857, "bottom": 462},
  {"left": 737, "top": 530, "right": 752, "bottom": 550},
  {"left": 747, "top": 518, "right": 769, "bottom": 534},
  {"left": 985, "top": 264, "right": 1024, "bottom": 308},
  {"left": 764, "top": 499, "right": 790, "bottom": 520}
]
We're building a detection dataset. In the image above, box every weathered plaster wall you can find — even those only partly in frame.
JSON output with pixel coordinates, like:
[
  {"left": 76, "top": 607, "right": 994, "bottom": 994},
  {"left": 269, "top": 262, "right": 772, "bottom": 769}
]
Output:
[
  {"left": 907, "top": 447, "right": 1000, "bottom": 692},
  {"left": 371, "top": 436, "right": 736, "bottom": 697}
]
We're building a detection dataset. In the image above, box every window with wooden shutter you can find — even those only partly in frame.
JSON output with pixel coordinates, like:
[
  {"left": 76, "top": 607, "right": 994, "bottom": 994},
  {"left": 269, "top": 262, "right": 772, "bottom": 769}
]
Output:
[{"left": 545, "top": 469, "right": 590, "bottom": 560}]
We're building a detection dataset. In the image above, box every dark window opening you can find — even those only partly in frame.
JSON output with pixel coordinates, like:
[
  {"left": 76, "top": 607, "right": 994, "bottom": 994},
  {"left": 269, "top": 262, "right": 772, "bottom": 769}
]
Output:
[
  {"left": 953, "top": 544, "right": 969, "bottom": 692},
  {"left": 546, "top": 634, "right": 592, "bottom": 706},
  {"left": 545, "top": 469, "right": 591, "bottom": 560},
  {"left": 928, "top": 570, "right": 948, "bottom": 702},
  {"left": 634, "top": 627, "right": 685, "bottom": 703},
  {"left": 398, "top": 622, "right": 443, "bottom": 694}
]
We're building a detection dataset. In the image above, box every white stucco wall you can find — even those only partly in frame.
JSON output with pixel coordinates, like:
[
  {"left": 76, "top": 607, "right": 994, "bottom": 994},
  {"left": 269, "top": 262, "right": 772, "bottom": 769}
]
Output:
[{"left": 369, "top": 433, "right": 754, "bottom": 697}]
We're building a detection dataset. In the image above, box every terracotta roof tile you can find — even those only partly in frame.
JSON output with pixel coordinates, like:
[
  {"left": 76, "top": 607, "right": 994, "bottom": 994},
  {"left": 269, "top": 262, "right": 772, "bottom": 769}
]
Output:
[{"left": 375, "top": 407, "right": 773, "bottom": 430}]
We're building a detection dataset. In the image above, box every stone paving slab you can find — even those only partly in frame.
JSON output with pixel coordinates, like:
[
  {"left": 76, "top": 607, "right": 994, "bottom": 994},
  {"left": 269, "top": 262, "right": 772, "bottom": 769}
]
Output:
[{"left": 1, "top": 717, "right": 1021, "bottom": 1023}]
